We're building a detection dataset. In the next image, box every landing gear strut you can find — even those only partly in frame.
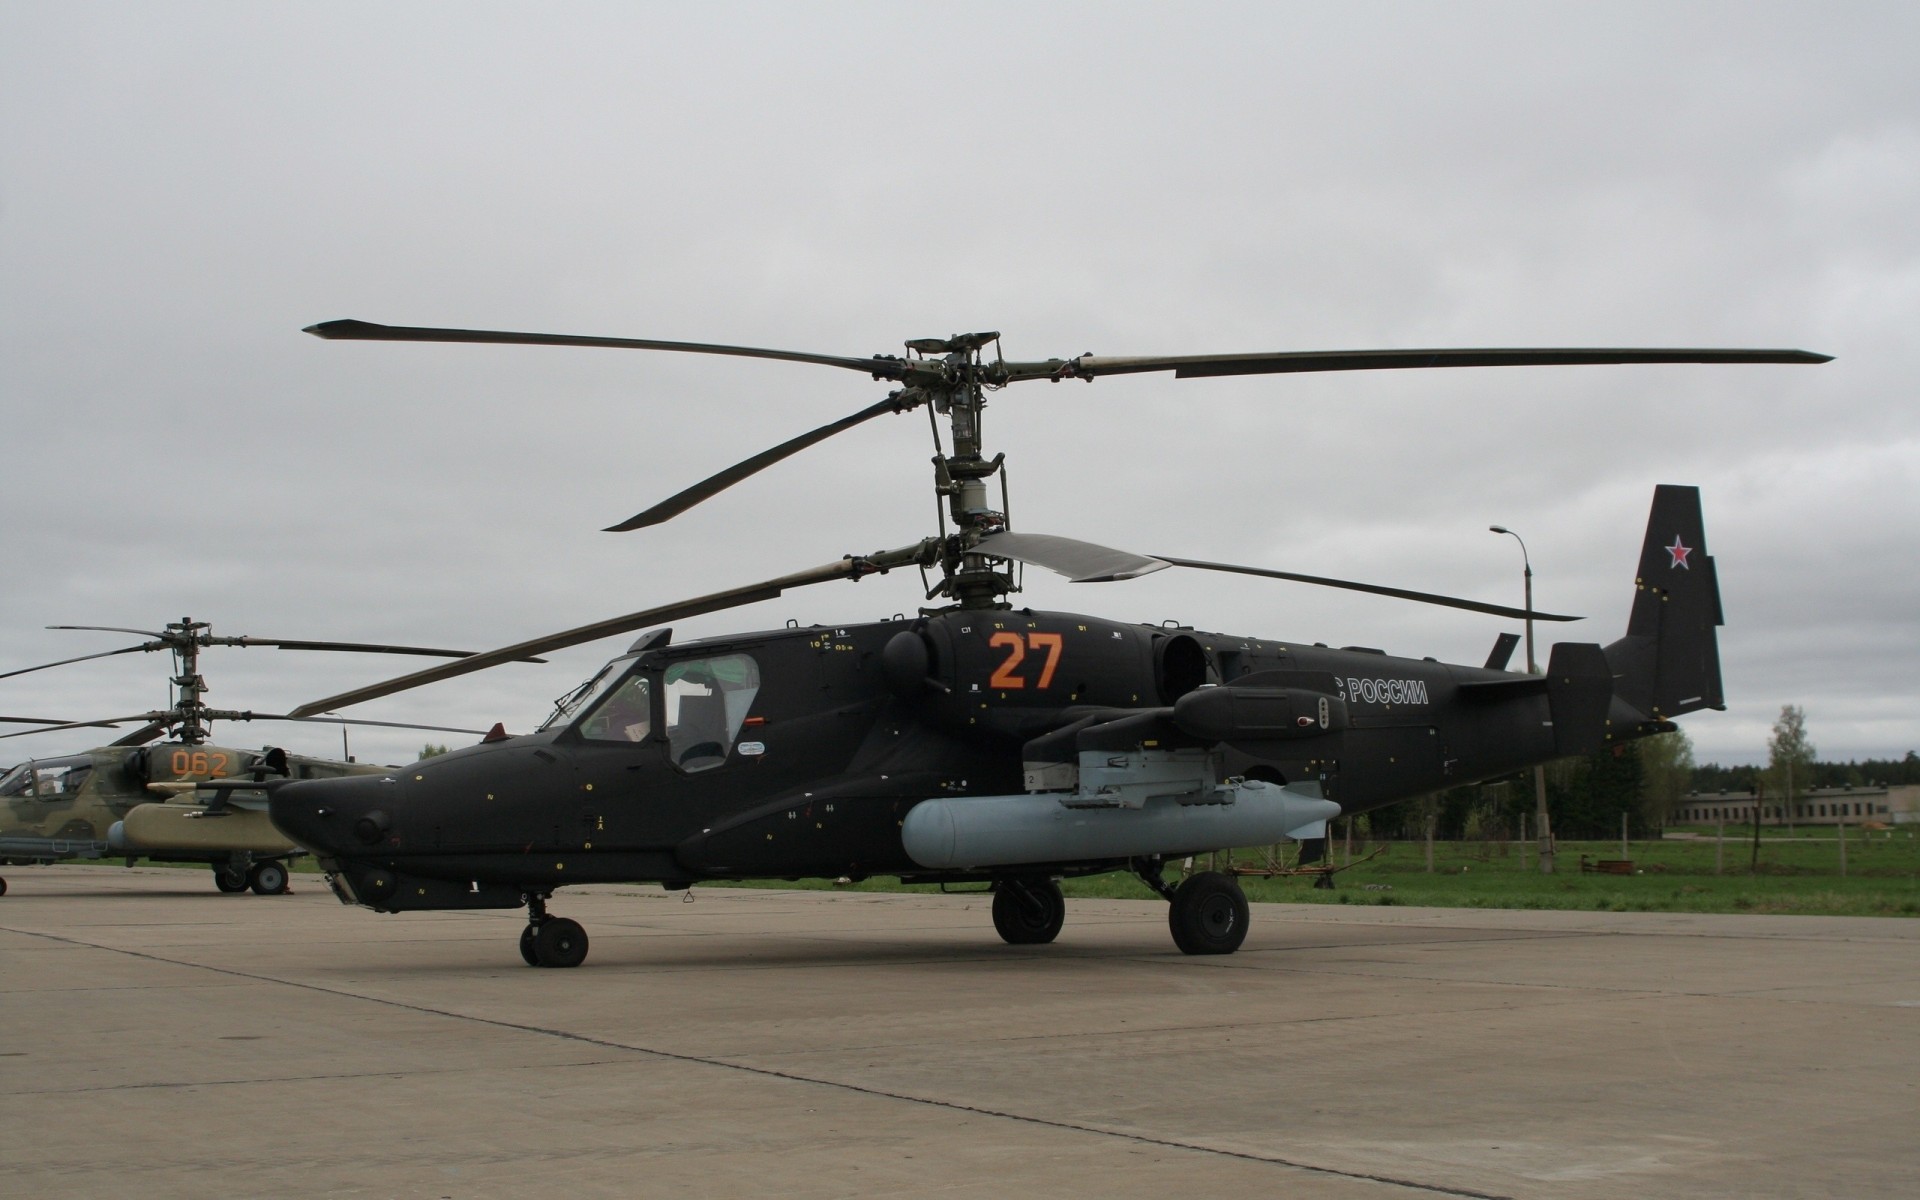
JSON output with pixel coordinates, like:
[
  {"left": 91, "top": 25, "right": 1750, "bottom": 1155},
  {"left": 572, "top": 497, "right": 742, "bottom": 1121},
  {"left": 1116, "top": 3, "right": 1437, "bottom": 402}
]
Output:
[
  {"left": 1134, "top": 858, "right": 1250, "bottom": 956},
  {"left": 991, "top": 875, "right": 1065, "bottom": 945},
  {"left": 520, "top": 891, "right": 589, "bottom": 968}
]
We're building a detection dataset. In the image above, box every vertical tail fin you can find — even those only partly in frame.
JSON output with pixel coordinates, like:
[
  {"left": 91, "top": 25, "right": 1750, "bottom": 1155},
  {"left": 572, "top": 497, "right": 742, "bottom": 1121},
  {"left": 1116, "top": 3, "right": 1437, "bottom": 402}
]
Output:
[{"left": 1604, "top": 485, "right": 1724, "bottom": 722}]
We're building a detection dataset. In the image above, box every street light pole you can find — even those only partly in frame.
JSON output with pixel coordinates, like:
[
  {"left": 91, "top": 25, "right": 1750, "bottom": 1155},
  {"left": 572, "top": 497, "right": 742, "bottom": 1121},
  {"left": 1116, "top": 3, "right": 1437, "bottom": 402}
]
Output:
[{"left": 1491, "top": 525, "right": 1554, "bottom": 875}]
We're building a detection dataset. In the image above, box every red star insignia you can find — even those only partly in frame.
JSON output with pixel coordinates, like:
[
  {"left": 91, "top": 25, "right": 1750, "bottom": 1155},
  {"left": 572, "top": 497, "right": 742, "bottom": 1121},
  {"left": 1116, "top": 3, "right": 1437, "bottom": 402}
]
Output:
[{"left": 1666, "top": 535, "right": 1692, "bottom": 570}]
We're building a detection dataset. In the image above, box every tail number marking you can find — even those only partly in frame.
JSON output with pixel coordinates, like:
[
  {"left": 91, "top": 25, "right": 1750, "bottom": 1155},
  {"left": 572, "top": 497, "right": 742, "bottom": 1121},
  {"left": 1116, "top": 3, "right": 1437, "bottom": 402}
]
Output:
[{"left": 989, "top": 632, "right": 1065, "bottom": 690}]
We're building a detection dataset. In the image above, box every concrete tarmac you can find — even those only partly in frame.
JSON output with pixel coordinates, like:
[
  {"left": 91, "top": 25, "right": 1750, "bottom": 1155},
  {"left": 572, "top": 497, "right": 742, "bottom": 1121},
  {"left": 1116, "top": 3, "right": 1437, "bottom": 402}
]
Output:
[{"left": 2, "top": 865, "right": 1916, "bottom": 1199}]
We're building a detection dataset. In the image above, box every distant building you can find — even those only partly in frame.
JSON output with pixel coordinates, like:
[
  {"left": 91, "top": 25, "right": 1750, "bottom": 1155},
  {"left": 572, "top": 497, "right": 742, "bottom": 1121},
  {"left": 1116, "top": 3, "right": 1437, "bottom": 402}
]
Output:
[{"left": 1672, "top": 784, "right": 1920, "bottom": 827}]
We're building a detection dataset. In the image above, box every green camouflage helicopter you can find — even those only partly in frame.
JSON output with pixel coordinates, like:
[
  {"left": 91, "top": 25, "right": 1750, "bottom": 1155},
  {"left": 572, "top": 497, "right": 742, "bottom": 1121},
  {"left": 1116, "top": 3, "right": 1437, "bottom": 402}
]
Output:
[{"left": 0, "top": 618, "right": 528, "bottom": 896}]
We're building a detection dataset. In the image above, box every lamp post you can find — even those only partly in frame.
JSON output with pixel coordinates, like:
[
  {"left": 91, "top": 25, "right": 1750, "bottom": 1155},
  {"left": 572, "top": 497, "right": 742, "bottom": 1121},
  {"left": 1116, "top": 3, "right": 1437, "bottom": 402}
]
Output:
[
  {"left": 324, "top": 713, "right": 351, "bottom": 763},
  {"left": 1490, "top": 525, "right": 1554, "bottom": 874}
]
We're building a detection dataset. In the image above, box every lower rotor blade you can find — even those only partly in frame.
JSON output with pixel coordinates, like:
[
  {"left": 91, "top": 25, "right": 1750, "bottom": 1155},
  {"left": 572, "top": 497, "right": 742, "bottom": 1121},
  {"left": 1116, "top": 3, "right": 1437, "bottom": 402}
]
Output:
[
  {"left": 109, "top": 721, "right": 170, "bottom": 747},
  {"left": 973, "top": 531, "right": 1170, "bottom": 583},
  {"left": 288, "top": 541, "right": 935, "bottom": 717},
  {"left": 230, "top": 637, "right": 546, "bottom": 662},
  {"left": 236, "top": 714, "right": 494, "bottom": 736},
  {"left": 1154, "top": 556, "right": 1581, "bottom": 622},
  {"left": 0, "top": 713, "right": 167, "bottom": 741},
  {"left": 606, "top": 394, "right": 917, "bottom": 531}
]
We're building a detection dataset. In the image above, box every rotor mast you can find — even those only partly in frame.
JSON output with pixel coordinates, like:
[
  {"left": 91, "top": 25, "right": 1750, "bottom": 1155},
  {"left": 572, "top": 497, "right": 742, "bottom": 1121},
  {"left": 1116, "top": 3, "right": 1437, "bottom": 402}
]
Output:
[
  {"left": 165, "top": 618, "right": 278, "bottom": 746},
  {"left": 166, "top": 618, "right": 214, "bottom": 745},
  {"left": 912, "top": 331, "right": 1018, "bottom": 610}
]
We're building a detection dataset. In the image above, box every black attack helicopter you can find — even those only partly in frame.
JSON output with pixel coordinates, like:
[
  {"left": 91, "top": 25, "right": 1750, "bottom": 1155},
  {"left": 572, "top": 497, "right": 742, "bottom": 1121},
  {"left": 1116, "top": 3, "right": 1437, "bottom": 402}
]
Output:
[
  {"left": 265, "top": 320, "right": 1827, "bottom": 966},
  {"left": 0, "top": 618, "right": 533, "bottom": 895}
]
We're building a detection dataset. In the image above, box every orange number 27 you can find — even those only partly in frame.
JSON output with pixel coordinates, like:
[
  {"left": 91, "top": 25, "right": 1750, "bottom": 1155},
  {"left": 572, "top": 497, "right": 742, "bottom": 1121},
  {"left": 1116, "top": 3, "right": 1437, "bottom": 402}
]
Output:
[{"left": 989, "top": 632, "right": 1064, "bottom": 689}]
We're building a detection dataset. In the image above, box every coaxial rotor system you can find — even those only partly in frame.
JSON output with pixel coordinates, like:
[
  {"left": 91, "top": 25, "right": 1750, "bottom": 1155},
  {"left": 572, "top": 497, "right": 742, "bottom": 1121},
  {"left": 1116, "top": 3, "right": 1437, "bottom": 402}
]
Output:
[
  {"left": 283, "top": 319, "right": 1826, "bottom": 716},
  {"left": 0, "top": 617, "right": 545, "bottom": 746},
  {"left": 306, "top": 318, "right": 1824, "bottom": 612}
]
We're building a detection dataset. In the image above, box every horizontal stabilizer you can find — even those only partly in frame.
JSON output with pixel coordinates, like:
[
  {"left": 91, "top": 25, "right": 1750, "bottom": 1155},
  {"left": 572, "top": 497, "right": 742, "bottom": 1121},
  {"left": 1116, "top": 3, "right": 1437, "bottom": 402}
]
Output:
[{"left": 1456, "top": 675, "right": 1547, "bottom": 701}]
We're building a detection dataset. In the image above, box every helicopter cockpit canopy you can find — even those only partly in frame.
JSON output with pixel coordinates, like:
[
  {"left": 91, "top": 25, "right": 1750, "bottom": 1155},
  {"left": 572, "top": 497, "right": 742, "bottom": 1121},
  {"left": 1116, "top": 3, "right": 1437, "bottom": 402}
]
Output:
[
  {"left": 539, "top": 655, "right": 639, "bottom": 733},
  {"left": 0, "top": 754, "right": 93, "bottom": 798},
  {"left": 662, "top": 653, "right": 760, "bottom": 772},
  {"left": 553, "top": 650, "right": 763, "bottom": 771},
  {"left": 578, "top": 673, "right": 652, "bottom": 743}
]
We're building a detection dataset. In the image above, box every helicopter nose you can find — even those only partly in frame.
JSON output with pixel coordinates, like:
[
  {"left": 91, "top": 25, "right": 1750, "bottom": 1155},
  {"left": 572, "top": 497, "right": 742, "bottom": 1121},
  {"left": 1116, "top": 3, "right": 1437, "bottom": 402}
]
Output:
[{"left": 269, "top": 775, "right": 400, "bottom": 857}]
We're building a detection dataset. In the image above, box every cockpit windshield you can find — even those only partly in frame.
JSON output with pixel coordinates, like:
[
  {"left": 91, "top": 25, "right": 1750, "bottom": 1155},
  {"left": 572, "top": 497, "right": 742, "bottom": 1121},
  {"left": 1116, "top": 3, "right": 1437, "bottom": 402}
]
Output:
[
  {"left": 539, "top": 655, "right": 639, "bottom": 732},
  {"left": 0, "top": 755, "right": 94, "bottom": 797},
  {"left": 556, "top": 650, "right": 761, "bottom": 766},
  {"left": 577, "top": 674, "right": 653, "bottom": 743}
]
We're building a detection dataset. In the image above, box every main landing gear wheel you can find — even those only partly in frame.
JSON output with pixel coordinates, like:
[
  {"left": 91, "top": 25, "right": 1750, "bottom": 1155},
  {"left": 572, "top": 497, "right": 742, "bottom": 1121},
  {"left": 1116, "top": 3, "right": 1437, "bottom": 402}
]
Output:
[
  {"left": 0, "top": 877, "right": 8, "bottom": 897},
  {"left": 1168, "top": 871, "right": 1249, "bottom": 956},
  {"left": 991, "top": 876, "right": 1066, "bottom": 945},
  {"left": 519, "top": 925, "right": 540, "bottom": 966},
  {"left": 532, "top": 917, "right": 589, "bottom": 968},
  {"left": 247, "top": 861, "right": 289, "bottom": 896},
  {"left": 213, "top": 864, "right": 249, "bottom": 893}
]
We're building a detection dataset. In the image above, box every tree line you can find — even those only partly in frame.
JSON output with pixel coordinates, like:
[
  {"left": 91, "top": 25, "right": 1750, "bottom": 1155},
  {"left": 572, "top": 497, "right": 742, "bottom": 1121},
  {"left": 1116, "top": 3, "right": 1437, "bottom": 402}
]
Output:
[{"left": 1361, "top": 706, "right": 1912, "bottom": 841}]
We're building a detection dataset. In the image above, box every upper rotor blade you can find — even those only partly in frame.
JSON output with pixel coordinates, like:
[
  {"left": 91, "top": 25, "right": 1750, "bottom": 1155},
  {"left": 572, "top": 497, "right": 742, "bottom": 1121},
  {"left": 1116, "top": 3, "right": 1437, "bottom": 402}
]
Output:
[
  {"left": 49, "top": 625, "right": 170, "bottom": 639},
  {"left": 36, "top": 626, "right": 540, "bottom": 661},
  {"left": 0, "top": 643, "right": 159, "bottom": 681},
  {"left": 1154, "top": 556, "right": 1581, "bottom": 622},
  {"left": 305, "top": 319, "right": 910, "bottom": 380},
  {"left": 0, "top": 715, "right": 126, "bottom": 729},
  {"left": 974, "top": 531, "right": 1170, "bottom": 583},
  {"left": 1054, "top": 347, "right": 1832, "bottom": 380},
  {"left": 288, "top": 542, "right": 934, "bottom": 717},
  {"left": 607, "top": 394, "right": 916, "bottom": 531}
]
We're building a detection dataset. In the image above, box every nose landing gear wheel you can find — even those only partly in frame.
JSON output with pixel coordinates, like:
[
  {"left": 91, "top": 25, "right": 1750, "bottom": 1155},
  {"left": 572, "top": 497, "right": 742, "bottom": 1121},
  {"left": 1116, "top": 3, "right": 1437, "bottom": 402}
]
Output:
[
  {"left": 247, "top": 861, "right": 289, "bottom": 895},
  {"left": 519, "top": 925, "right": 539, "bottom": 966},
  {"left": 531, "top": 917, "right": 589, "bottom": 968},
  {"left": 213, "top": 864, "right": 249, "bottom": 893},
  {"left": 1168, "top": 871, "right": 1249, "bottom": 955},
  {"left": 991, "top": 876, "right": 1066, "bottom": 945}
]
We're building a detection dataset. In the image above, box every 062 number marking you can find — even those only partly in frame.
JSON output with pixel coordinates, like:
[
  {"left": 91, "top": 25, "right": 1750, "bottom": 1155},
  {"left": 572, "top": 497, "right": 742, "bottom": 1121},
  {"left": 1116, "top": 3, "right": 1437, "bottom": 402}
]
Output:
[
  {"left": 988, "top": 631, "right": 1064, "bottom": 690},
  {"left": 169, "top": 750, "right": 231, "bottom": 778}
]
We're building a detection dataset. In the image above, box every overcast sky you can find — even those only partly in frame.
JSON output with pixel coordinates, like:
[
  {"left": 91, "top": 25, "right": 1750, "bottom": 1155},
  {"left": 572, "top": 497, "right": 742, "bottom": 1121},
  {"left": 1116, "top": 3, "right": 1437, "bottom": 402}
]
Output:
[{"left": 2, "top": 2, "right": 1913, "bottom": 770}]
